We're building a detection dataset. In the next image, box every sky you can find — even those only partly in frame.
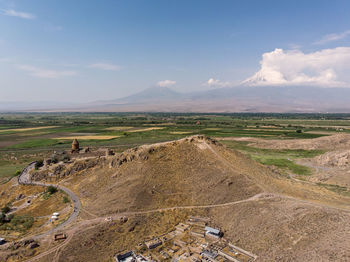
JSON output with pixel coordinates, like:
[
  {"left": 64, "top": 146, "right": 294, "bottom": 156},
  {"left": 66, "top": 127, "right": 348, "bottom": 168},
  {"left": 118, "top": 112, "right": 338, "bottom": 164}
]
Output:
[{"left": 1, "top": 0, "right": 350, "bottom": 103}]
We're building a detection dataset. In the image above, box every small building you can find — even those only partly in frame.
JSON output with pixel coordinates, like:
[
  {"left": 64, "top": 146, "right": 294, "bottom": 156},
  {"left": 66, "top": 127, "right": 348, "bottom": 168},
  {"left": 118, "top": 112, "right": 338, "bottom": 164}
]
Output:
[
  {"left": 115, "top": 251, "right": 136, "bottom": 262},
  {"left": 54, "top": 233, "right": 67, "bottom": 241},
  {"left": 145, "top": 238, "right": 162, "bottom": 249},
  {"left": 135, "top": 254, "right": 150, "bottom": 261},
  {"left": 218, "top": 246, "right": 243, "bottom": 261},
  {"left": 205, "top": 226, "right": 222, "bottom": 239},
  {"left": 53, "top": 212, "right": 60, "bottom": 216},
  {"left": 201, "top": 250, "right": 218, "bottom": 261},
  {"left": 196, "top": 121, "right": 201, "bottom": 125},
  {"left": 51, "top": 215, "right": 58, "bottom": 221}
]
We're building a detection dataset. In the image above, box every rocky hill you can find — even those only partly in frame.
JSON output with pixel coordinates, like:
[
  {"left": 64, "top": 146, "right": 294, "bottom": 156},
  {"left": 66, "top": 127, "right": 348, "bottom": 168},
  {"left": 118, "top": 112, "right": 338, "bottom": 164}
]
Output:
[{"left": 19, "top": 135, "right": 350, "bottom": 262}]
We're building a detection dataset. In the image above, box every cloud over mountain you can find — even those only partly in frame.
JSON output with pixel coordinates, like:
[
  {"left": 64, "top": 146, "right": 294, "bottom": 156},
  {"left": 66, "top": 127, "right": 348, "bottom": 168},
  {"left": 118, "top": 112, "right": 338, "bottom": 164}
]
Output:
[
  {"left": 206, "top": 78, "right": 231, "bottom": 87},
  {"left": 243, "top": 47, "right": 350, "bottom": 87},
  {"left": 157, "top": 80, "right": 176, "bottom": 87}
]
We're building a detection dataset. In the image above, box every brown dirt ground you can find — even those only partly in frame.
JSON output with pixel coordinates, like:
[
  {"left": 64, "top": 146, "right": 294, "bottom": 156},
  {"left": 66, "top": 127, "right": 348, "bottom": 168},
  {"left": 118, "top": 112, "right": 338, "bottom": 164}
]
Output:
[{"left": 225, "top": 134, "right": 350, "bottom": 150}]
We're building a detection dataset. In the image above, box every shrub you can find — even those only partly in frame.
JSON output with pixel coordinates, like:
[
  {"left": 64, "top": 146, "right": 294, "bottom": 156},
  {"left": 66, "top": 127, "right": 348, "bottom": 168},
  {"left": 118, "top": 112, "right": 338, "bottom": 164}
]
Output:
[
  {"left": 63, "top": 196, "right": 70, "bottom": 203},
  {"left": 47, "top": 186, "right": 58, "bottom": 194},
  {"left": 0, "top": 213, "right": 5, "bottom": 224},
  {"left": 1, "top": 205, "right": 10, "bottom": 214},
  {"left": 10, "top": 215, "right": 34, "bottom": 231},
  {"left": 7, "top": 214, "right": 14, "bottom": 221},
  {"left": 35, "top": 160, "right": 44, "bottom": 170}
]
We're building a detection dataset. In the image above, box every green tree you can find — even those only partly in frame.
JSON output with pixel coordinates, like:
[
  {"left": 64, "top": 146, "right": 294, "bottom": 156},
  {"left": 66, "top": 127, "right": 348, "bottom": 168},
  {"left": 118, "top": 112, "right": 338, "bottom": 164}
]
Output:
[
  {"left": 47, "top": 186, "right": 58, "bottom": 194},
  {"left": 63, "top": 196, "right": 70, "bottom": 203}
]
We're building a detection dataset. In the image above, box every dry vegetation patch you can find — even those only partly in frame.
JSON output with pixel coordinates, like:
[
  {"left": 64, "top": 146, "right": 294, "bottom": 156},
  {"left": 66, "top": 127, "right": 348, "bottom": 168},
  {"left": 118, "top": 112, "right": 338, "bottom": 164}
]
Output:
[
  {"left": 169, "top": 131, "right": 192, "bottom": 134},
  {"left": 233, "top": 134, "right": 350, "bottom": 150},
  {"left": 54, "top": 136, "right": 120, "bottom": 140},
  {"left": 127, "top": 127, "right": 165, "bottom": 133},
  {"left": 0, "top": 126, "right": 58, "bottom": 133},
  {"left": 105, "top": 126, "right": 133, "bottom": 131}
]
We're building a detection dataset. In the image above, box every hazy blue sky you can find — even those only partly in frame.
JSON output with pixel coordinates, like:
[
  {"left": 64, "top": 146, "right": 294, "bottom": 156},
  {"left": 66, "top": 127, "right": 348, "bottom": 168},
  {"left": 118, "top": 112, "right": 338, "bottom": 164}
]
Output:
[{"left": 1, "top": 0, "right": 350, "bottom": 102}]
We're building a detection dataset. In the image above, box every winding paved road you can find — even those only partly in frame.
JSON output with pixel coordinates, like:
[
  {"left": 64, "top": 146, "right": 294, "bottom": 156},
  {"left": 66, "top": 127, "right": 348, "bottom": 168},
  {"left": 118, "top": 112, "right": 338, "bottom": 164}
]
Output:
[{"left": 18, "top": 162, "right": 81, "bottom": 239}]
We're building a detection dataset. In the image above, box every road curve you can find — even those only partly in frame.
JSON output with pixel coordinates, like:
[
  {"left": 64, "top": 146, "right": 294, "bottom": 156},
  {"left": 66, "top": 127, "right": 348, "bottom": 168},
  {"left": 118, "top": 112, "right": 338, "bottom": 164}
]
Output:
[{"left": 18, "top": 162, "right": 81, "bottom": 239}]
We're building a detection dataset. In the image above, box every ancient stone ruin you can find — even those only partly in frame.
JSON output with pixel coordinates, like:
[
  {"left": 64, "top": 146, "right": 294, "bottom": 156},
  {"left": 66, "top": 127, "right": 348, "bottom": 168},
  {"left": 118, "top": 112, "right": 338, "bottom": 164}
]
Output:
[{"left": 71, "top": 139, "right": 80, "bottom": 153}]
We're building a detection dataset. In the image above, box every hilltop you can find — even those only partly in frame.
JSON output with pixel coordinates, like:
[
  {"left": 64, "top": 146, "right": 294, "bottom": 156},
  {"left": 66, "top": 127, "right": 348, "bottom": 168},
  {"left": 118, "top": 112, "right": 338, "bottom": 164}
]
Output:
[{"left": 28, "top": 135, "right": 348, "bottom": 213}]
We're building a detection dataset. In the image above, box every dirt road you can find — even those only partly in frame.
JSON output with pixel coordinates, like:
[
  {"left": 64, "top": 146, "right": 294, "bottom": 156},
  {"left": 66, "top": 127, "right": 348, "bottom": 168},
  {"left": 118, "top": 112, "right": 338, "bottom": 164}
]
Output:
[{"left": 18, "top": 162, "right": 81, "bottom": 239}]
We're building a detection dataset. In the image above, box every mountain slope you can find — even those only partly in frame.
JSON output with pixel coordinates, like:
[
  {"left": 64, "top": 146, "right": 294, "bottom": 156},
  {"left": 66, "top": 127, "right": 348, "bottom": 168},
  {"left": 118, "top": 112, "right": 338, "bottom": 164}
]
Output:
[
  {"left": 5, "top": 85, "right": 350, "bottom": 112},
  {"left": 77, "top": 86, "right": 350, "bottom": 113}
]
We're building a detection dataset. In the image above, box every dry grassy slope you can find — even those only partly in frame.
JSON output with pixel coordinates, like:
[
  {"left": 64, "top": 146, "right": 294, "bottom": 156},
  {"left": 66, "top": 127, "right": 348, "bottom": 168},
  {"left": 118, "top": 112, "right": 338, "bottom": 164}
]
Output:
[
  {"left": 59, "top": 135, "right": 350, "bottom": 217},
  {"left": 209, "top": 197, "right": 350, "bottom": 262},
  {"left": 232, "top": 133, "right": 350, "bottom": 150},
  {"left": 0, "top": 179, "right": 44, "bottom": 207},
  {"left": 217, "top": 145, "right": 350, "bottom": 208},
  {"left": 64, "top": 136, "right": 263, "bottom": 215},
  {"left": 0, "top": 178, "right": 69, "bottom": 216}
]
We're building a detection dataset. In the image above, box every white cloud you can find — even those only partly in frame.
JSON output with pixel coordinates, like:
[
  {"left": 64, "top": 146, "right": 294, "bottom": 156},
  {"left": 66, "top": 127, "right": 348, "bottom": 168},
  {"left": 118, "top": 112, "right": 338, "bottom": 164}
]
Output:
[
  {"left": 243, "top": 47, "right": 350, "bottom": 87},
  {"left": 3, "top": 9, "right": 36, "bottom": 19},
  {"left": 88, "top": 63, "right": 121, "bottom": 71},
  {"left": 315, "top": 30, "right": 350, "bottom": 45},
  {"left": 206, "top": 78, "right": 231, "bottom": 87},
  {"left": 157, "top": 80, "right": 176, "bottom": 87},
  {"left": 17, "top": 65, "right": 77, "bottom": 78}
]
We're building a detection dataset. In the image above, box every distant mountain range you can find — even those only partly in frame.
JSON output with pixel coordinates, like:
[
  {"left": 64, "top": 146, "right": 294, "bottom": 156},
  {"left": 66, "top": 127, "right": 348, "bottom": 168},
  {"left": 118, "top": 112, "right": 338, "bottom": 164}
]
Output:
[{"left": 2, "top": 85, "right": 350, "bottom": 113}]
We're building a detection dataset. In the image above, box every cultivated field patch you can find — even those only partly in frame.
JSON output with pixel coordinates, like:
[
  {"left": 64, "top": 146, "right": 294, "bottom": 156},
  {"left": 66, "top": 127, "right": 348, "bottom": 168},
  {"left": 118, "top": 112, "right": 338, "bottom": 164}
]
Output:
[
  {"left": 169, "top": 131, "right": 192, "bottom": 134},
  {"left": 55, "top": 135, "right": 120, "bottom": 140},
  {"left": 204, "top": 128, "right": 222, "bottom": 130},
  {"left": 128, "top": 127, "right": 165, "bottom": 132},
  {"left": 0, "top": 126, "right": 59, "bottom": 133},
  {"left": 105, "top": 126, "right": 133, "bottom": 131}
]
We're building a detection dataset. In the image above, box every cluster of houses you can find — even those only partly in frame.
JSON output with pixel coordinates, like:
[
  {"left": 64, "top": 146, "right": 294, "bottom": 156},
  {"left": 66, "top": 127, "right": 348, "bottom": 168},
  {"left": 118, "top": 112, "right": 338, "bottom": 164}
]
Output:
[{"left": 114, "top": 217, "right": 256, "bottom": 262}]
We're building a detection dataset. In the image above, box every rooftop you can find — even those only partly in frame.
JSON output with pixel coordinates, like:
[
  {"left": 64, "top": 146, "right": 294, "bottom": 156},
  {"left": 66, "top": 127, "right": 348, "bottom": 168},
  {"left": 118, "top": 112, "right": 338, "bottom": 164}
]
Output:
[{"left": 205, "top": 226, "right": 220, "bottom": 235}]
